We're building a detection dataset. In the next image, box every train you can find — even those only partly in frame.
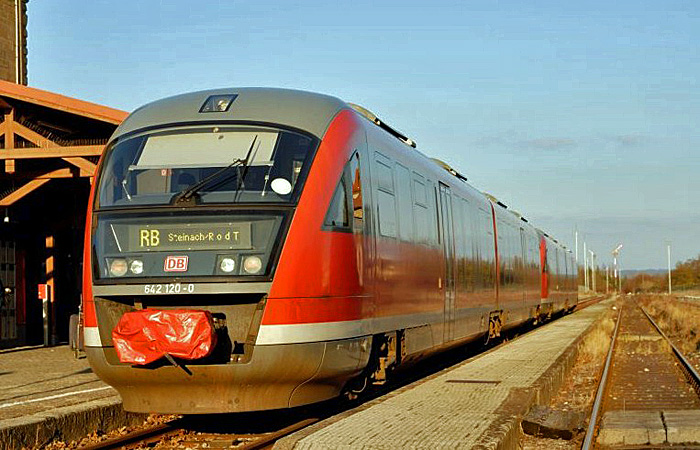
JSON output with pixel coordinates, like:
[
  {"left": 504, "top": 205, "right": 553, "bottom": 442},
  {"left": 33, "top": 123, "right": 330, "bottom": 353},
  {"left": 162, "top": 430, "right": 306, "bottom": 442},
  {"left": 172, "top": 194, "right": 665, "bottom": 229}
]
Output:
[{"left": 82, "top": 88, "right": 577, "bottom": 413}]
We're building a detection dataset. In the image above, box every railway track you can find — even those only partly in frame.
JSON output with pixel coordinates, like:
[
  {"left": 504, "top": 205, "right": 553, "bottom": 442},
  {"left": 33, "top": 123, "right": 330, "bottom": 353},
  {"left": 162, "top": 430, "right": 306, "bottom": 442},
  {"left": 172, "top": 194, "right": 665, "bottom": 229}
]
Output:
[
  {"left": 582, "top": 298, "right": 700, "bottom": 449},
  {"left": 80, "top": 415, "right": 318, "bottom": 450}
]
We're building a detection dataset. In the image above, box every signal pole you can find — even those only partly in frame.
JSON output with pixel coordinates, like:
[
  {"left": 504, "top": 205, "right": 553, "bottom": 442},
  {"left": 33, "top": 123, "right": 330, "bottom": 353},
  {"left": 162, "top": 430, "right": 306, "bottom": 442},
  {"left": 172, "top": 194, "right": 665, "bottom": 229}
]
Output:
[{"left": 612, "top": 244, "right": 623, "bottom": 294}]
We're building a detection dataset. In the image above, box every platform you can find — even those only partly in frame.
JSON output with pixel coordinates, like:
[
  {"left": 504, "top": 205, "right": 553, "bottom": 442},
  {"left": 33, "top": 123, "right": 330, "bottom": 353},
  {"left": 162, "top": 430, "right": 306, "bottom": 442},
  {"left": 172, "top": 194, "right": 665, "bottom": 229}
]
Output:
[
  {"left": 0, "top": 345, "right": 144, "bottom": 449},
  {"left": 276, "top": 299, "right": 614, "bottom": 450}
]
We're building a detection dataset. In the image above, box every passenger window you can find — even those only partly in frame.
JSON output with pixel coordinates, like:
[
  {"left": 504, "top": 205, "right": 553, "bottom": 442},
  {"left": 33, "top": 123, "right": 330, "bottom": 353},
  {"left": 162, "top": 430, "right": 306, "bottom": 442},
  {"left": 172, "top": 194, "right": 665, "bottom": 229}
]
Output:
[
  {"left": 412, "top": 174, "right": 427, "bottom": 206},
  {"left": 375, "top": 154, "right": 397, "bottom": 238},
  {"left": 378, "top": 190, "right": 397, "bottom": 237},
  {"left": 412, "top": 174, "right": 429, "bottom": 244},
  {"left": 375, "top": 155, "right": 394, "bottom": 193},
  {"left": 395, "top": 164, "right": 413, "bottom": 241}
]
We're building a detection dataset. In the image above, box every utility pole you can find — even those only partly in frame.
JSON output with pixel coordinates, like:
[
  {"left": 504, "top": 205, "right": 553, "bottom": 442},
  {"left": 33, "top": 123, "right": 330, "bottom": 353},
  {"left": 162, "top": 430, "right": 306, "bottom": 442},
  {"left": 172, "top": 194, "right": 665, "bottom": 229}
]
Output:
[
  {"left": 589, "top": 249, "right": 596, "bottom": 293},
  {"left": 583, "top": 241, "right": 588, "bottom": 291},
  {"left": 667, "top": 244, "right": 672, "bottom": 294}
]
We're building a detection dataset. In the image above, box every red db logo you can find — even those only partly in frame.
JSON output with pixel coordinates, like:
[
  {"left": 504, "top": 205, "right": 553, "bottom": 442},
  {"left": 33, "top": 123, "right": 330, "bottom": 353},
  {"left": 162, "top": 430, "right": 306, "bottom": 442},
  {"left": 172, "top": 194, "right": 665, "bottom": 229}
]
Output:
[{"left": 164, "top": 256, "right": 188, "bottom": 272}]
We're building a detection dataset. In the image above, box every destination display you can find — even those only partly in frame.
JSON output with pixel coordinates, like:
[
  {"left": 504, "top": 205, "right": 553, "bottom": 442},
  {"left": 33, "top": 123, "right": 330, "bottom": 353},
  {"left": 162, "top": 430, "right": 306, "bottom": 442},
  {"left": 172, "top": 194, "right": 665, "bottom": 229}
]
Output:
[{"left": 119, "top": 222, "right": 252, "bottom": 251}]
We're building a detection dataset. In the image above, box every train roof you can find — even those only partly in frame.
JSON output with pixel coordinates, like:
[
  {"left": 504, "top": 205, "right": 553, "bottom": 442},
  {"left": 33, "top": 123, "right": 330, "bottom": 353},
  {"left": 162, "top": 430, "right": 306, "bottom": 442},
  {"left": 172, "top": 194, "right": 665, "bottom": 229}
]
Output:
[{"left": 111, "top": 87, "right": 348, "bottom": 142}]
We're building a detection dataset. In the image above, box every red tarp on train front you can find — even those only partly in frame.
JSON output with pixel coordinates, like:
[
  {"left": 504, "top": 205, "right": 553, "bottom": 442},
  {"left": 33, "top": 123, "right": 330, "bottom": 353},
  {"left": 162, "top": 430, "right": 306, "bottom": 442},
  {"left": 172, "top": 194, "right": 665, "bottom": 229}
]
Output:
[{"left": 112, "top": 309, "right": 217, "bottom": 365}]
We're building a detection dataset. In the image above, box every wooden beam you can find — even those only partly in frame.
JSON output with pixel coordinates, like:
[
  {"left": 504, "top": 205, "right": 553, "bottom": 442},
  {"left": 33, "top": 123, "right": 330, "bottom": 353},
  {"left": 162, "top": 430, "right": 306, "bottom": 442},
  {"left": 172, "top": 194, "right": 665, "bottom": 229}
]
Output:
[
  {"left": 0, "top": 167, "right": 91, "bottom": 180},
  {"left": 4, "top": 109, "right": 14, "bottom": 173},
  {"left": 0, "top": 79, "right": 128, "bottom": 125},
  {"left": 10, "top": 118, "right": 57, "bottom": 148},
  {"left": 0, "top": 145, "right": 104, "bottom": 159},
  {"left": 38, "top": 168, "right": 90, "bottom": 178},
  {"left": 62, "top": 157, "right": 97, "bottom": 174},
  {"left": 0, "top": 178, "right": 50, "bottom": 206}
]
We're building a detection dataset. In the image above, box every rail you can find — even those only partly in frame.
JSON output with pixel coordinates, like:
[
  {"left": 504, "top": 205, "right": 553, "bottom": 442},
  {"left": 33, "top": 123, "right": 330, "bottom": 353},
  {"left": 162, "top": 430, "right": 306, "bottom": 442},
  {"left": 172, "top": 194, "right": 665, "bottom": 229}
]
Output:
[
  {"left": 79, "top": 418, "right": 318, "bottom": 450},
  {"left": 581, "top": 304, "right": 622, "bottom": 450},
  {"left": 80, "top": 422, "right": 176, "bottom": 450}
]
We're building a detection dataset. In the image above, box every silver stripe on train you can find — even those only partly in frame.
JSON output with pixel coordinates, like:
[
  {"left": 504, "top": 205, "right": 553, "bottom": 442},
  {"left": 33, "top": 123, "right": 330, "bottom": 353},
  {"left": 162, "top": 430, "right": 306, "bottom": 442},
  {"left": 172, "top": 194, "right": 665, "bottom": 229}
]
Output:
[
  {"left": 83, "top": 326, "right": 103, "bottom": 347},
  {"left": 256, "top": 311, "right": 444, "bottom": 345}
]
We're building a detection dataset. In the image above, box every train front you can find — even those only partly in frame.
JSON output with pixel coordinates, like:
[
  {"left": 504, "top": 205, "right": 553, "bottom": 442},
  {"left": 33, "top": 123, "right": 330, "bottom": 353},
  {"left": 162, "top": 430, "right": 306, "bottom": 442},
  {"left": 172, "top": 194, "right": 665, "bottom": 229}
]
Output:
[{"left": 82, "top": 89, "right": 368, "bottom": 413}]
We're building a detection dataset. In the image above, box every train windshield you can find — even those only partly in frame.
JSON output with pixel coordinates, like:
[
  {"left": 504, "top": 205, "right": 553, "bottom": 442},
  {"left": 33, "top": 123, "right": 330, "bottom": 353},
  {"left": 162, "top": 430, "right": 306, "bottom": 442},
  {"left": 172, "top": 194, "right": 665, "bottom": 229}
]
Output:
[{"left": 97, "top": 126, "right": 317, "bottom": 208}]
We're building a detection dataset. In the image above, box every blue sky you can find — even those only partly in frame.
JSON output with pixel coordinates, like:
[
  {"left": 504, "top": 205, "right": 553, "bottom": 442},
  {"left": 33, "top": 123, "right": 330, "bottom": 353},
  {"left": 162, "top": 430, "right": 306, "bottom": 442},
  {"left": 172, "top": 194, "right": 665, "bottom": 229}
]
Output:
[{"left": 26, "top": 0, "right": 699, "bottom": 269}]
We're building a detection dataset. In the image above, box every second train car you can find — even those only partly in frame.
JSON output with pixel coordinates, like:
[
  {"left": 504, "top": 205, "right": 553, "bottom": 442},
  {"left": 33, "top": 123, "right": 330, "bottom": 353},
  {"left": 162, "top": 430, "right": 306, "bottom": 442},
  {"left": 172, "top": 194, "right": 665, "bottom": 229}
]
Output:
[{"left": 83, "top": 88, "right": 577, "bottom": 413}]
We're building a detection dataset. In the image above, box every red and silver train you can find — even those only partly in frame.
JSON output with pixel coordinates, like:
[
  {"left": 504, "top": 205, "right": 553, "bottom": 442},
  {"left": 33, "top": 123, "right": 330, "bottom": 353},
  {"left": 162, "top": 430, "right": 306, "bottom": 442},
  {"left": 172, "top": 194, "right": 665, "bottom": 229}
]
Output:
[{"left": 83, "top": 88, "right": 577, "bottom": 413}]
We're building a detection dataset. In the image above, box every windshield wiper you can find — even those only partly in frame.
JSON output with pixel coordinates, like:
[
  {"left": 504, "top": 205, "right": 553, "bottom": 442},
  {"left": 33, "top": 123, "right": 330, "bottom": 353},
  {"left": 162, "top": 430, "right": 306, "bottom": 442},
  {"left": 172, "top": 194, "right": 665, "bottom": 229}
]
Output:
[
  {"left": 232, "top": 136, "right": 261, "bottom": 202},
  {"left": 172, "top": 135, "right": 258, "bottom": 206}
]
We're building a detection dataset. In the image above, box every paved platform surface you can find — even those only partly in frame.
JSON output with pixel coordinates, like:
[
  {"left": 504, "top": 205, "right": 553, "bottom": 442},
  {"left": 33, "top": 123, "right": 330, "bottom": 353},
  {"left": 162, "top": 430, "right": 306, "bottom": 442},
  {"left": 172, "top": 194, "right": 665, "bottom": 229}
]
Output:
[
  {"left": 276, "top": 300, "right": 613, "bottom": 450},
  {"left": 0, "top": 346, "right": 115, "bottom": 421},
  {"left": 0, "top": 345, "right": 143, "bottom": 449},
  {"left": 599, "top": 410, "right": 700, "bottom": 446}
]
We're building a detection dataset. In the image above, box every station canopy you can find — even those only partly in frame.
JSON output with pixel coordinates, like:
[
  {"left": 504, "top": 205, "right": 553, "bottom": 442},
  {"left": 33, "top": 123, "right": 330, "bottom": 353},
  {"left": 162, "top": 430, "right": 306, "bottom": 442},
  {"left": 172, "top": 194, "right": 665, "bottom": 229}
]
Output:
[{"left": 0, "top": 80, "right": 127, "bottom": 206}]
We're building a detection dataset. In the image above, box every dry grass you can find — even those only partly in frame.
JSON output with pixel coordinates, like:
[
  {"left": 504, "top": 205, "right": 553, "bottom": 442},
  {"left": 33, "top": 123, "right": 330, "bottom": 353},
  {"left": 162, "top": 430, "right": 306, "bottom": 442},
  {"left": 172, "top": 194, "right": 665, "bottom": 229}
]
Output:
[
  {"left": 578, "top": 314, "right": 616, "bottom": 362},
  {"left": 641, "top": 294, "right": 700, "bottom": 355}
]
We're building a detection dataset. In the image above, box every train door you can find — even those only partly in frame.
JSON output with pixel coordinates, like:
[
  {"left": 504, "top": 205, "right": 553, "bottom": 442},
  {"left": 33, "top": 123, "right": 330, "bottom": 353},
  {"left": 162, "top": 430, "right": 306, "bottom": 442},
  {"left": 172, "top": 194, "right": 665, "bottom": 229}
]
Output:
[
  {"left": 0, "top": 240, "right": 17, "bottom": 342},
  {"left": 437, "top": 183, "right": 456, "bottom": 342},
  {"left": 540, "top": 237, "right": 548, "bottom": 302}
]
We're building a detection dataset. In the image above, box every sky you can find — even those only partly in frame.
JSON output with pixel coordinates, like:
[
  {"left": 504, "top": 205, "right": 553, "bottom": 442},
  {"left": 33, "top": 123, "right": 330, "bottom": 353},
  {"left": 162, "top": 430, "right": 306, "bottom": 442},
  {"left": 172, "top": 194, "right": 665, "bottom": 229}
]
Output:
[{"left": 26, "top": 0, "right": 700, "bottom": 270}]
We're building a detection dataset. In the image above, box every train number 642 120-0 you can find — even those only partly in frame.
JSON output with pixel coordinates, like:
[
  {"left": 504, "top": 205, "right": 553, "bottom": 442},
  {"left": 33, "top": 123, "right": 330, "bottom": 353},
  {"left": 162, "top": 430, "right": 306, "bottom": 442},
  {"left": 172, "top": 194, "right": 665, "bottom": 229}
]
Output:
[{"left": 143, "top": 283, "right": 195, "bottom": 295}]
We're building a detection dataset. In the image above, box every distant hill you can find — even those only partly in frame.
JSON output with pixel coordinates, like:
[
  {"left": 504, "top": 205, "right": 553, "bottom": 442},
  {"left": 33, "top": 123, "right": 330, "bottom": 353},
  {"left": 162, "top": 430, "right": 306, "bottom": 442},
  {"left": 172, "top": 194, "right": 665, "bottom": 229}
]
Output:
[{"left": 621, "top": 269, "right": 667, "bottom": 277}]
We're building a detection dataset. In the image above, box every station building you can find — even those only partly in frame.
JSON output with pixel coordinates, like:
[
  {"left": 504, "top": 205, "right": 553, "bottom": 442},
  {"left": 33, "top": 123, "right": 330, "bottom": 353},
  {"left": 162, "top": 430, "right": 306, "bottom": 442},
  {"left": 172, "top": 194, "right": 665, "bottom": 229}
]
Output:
[{"left": 0, "top": 1, "right": 127, "bottom": 348}]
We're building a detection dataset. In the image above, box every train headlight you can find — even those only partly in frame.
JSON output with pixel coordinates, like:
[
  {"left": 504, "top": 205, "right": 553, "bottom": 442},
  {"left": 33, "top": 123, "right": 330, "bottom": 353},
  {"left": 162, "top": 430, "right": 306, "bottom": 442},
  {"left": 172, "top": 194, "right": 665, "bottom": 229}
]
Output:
[
  {"left": 220, "top": 257, "right": 236, "bottom": 273},
  {"left": 109, "top": 259, "right": 128, "bottom": 277},
  {"left": 129, "top": 259, "right": 144, "bottom": 275},
  {"left": 200, "top": 94, "right": 237, "bottom": 113},
  {"left": 243, "top": 256, "right": 263, "bottom": 274}
]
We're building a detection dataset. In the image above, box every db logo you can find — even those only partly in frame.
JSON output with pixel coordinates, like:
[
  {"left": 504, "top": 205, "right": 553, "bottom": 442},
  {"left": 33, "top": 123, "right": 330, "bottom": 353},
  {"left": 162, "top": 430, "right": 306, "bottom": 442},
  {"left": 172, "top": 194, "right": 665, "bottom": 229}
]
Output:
[{"left": 164, "top": 256, "right": 188, "bottom": 272}]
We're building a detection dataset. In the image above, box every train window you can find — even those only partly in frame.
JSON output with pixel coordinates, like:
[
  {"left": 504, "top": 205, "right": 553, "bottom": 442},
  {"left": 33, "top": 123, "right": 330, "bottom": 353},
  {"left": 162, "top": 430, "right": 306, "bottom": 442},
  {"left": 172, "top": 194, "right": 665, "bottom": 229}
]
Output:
[
  {"left": 350, "top": 153, "right": 363, "bottom": 226},
  {"left": 413, "top": 201, "right": 429, "bottom": 244},
  {"left": 479, "top": 208, "right": 495, "bottom": 290},
  {"left": 427, "top": 181, "right": 439, "bottom": 245},
  {"left": 323, "top": 154, "right": 364, "bottom": 232},
  {"left": 375, "top": 154, "right": 394, "bottom": 193},
  {"left": 412, "top": 173, "right": 427, "bottom": 206},
  {"left": 375, "top": 154, "right": 397, "bottom": 238},
  {"left": 323, "top": 172, "right": 350, "bottom": 230},
  {"left": 97, "top": 126, "right": 318, "bottom": 207},
  {"left": 377, "top": 191, "right": 397, "bottom": 238},
  {"left": 395, "top": 164, "right": 413, "bottom": 241}
]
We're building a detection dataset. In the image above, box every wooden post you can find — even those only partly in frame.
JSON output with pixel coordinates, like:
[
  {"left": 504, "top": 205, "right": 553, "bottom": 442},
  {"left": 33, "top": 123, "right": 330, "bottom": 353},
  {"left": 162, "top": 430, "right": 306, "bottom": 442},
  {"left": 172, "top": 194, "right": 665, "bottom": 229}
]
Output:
[{"left": 45, "top": 235, "right": 56, "bottom": 345}]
